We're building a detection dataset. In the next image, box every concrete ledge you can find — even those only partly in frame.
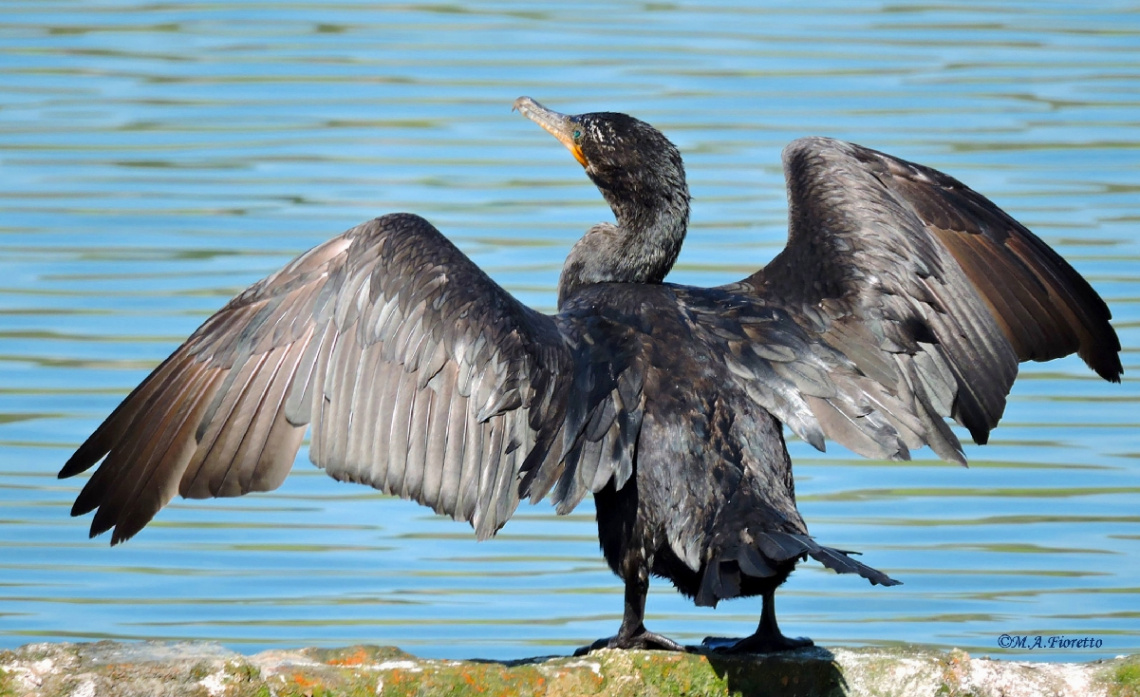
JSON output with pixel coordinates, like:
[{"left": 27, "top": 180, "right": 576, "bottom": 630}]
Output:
[{"left": 1, "top": 641, "right": 1137, "bottom": 697}]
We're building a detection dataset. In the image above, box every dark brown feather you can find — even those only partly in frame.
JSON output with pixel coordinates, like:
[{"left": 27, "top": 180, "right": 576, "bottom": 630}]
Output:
[
  {"left": 62, "top": 213, "right": 576, "bottom": 544},
  {"left": 735, "top": 136, "right": 1121, "bottom": 459}
]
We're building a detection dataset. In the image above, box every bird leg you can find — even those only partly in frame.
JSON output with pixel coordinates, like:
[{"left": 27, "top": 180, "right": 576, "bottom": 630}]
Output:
[
  {"left": 703, "top": 588, "right": 814, "bottom": 654},
  {"left": 575, "top": 566, "right": 687, "bottom": 655}
]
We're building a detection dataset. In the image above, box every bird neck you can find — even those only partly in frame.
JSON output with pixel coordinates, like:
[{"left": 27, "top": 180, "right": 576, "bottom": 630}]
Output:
[{"left": 557, "top": 186, "right": 690, "bottom": 308}]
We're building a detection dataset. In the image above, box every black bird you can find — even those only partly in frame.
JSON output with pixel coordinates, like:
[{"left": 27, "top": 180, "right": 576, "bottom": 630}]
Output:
[{"left": 60, "top": 97, "right": 1122, "bottom": 654}]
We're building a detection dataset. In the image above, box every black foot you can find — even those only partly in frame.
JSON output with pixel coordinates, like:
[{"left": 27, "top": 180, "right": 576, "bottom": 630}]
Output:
[
  {"left": 575, "top": 629, "right": 689, "bottom": 656},
  {"left": 701, "top": 632, "right": 814, "bottom": 654}
]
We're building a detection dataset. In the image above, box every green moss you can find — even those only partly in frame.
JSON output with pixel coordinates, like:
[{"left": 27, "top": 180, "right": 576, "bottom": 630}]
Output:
[
  {"left": 631, "top": 653, "right": 730, "bottom": 696},
  {"left": 188, "top": 661, "right": 212, "bottom": 681},
  {"left": 214, "top": 659, "right": 269, "bottom": 697},
  {"left": 0, "top": 667, "right": 15, "bottom": 697},
  {"left": 387, "top": 661, "right": 549, "bottom": 696},
  {"left": 267, "top": 665, "right": 381, "bottom": 697},
  {"left": 1106, "top": 655, "right": 1140, "bottom": 697},
  {"left": 224, "top": 660, "right": 262, "bottom": 682},
  {"left": 306, "top": 644, "right": 414, "bottom": 667}
]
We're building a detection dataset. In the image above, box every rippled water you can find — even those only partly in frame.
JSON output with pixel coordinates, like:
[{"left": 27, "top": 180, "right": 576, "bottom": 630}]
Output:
[{"left": 2, "top": 0, "right": 1138, "bottom": 663}]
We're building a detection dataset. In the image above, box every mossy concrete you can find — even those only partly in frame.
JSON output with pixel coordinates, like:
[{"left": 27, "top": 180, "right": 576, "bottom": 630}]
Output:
[{"left": 1, "top": 641, "right": 1137, "bottom": 697}]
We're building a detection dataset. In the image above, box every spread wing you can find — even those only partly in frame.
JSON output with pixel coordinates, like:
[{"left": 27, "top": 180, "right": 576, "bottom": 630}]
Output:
[
  {"left": 722, "top": 136, "right": 1121, "bottom": 463},
  {"left": 60, "top": 213, "right": 575, "bottom": 543}
]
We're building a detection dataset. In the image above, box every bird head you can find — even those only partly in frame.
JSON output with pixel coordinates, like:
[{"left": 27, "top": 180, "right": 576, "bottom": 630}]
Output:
[{"left": 513, "top": 96, "right": 688, "bottom": 220}]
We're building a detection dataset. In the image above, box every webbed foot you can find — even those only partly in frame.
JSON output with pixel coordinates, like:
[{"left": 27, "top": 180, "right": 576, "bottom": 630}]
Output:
[
  {"left": 575, "top": 628, "right": 689, "bottom": 656},
  {"left": 702, "top": 585, "right": 814, "bottom": 653},
  {"left": 701, "top": 632, "right": 814, "bottom": 654}
]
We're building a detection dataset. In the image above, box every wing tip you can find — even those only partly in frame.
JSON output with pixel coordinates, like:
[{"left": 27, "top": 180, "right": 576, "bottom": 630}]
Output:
[
  {"left": 59, "top": 446, "right": 104, "bottom": 480},
  {"left": 1089, "top": 350, "right": 1124, "bottom": 384}
]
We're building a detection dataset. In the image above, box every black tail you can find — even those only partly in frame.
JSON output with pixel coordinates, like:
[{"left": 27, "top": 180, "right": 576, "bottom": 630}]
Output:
[
  {"left": 696, "top": 531, "right": 900, "bottom": 607},
  {"left": 802, "top": 537, "right": 900, "bottom": 587}
]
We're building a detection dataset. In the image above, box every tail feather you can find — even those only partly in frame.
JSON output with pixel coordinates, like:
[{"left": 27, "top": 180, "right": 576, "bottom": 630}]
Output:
[
  {"left": 754, "top": 531, "right": 811, "bottom": 560},
  {"left": 805, "top": 541, "right": 901, "bottom": 587},
  {"left": 737, "top": 545, "right": 776, "bottom": 577},
  {"left": 695, "top": 531, "right": 900, "bottom": 607}
]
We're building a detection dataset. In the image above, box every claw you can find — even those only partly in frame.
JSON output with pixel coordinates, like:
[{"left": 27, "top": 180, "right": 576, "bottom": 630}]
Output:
[{"left": 575, "top": 628, "right": 690, "bottom": 655}]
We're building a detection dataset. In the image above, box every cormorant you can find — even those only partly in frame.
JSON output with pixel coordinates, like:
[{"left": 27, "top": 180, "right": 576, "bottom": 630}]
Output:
[{"left": 60, "top": 97, "right": 1122, "bottom": 654}]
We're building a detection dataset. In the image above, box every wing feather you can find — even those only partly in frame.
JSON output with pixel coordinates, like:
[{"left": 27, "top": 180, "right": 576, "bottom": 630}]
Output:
[
  {"left": 182, "top": 351, "right": 274, "bottom": 498},
  {"left": 343, "top": 346, "right": 379, "bottom": 483},
  {"left": 725, "top": 136, "right": 1120, "bottom": 463},
  {"left": 86, "top": 359, "right": 219, "bottom": 539},
  {"left": 419, "top": 366, "right": 453, "bottom": 509},
  {"left": 61, "top": 213, "right": 576, "bottom": 543},
  {"left": 223, "top": 340, "right": 308, "bottom": 496},
  {"left": 438, "top": 371, "right": 469, "bottom": 515},
  {"left": 384, "top": 367, "right": 417, "bottom": 497},
  {"left": 109, "top": 369, "right": 228, "bottom": 543},
  {"left": 403, "top": 383, "right": 433, "bottom": 502}
]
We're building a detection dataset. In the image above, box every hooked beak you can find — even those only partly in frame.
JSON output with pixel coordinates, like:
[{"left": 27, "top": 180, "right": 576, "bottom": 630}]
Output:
[{"left": 513, "top": 96, "right": 588, "bottom": 168}]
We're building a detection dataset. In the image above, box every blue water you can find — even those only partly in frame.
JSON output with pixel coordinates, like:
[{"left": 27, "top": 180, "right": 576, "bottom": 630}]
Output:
[{"left": 2, "top": 0, "right": 1138, "bottom": 663}]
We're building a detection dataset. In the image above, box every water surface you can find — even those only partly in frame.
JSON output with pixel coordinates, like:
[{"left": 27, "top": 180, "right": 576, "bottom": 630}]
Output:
[{"left": 2, "top": 0, "right": 1138, "bottom": 662}]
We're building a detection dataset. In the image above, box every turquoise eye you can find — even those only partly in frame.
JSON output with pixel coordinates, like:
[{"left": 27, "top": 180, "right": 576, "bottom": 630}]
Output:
[{"left": 573, "top": 129, "right": 581, "bottom": 140}]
